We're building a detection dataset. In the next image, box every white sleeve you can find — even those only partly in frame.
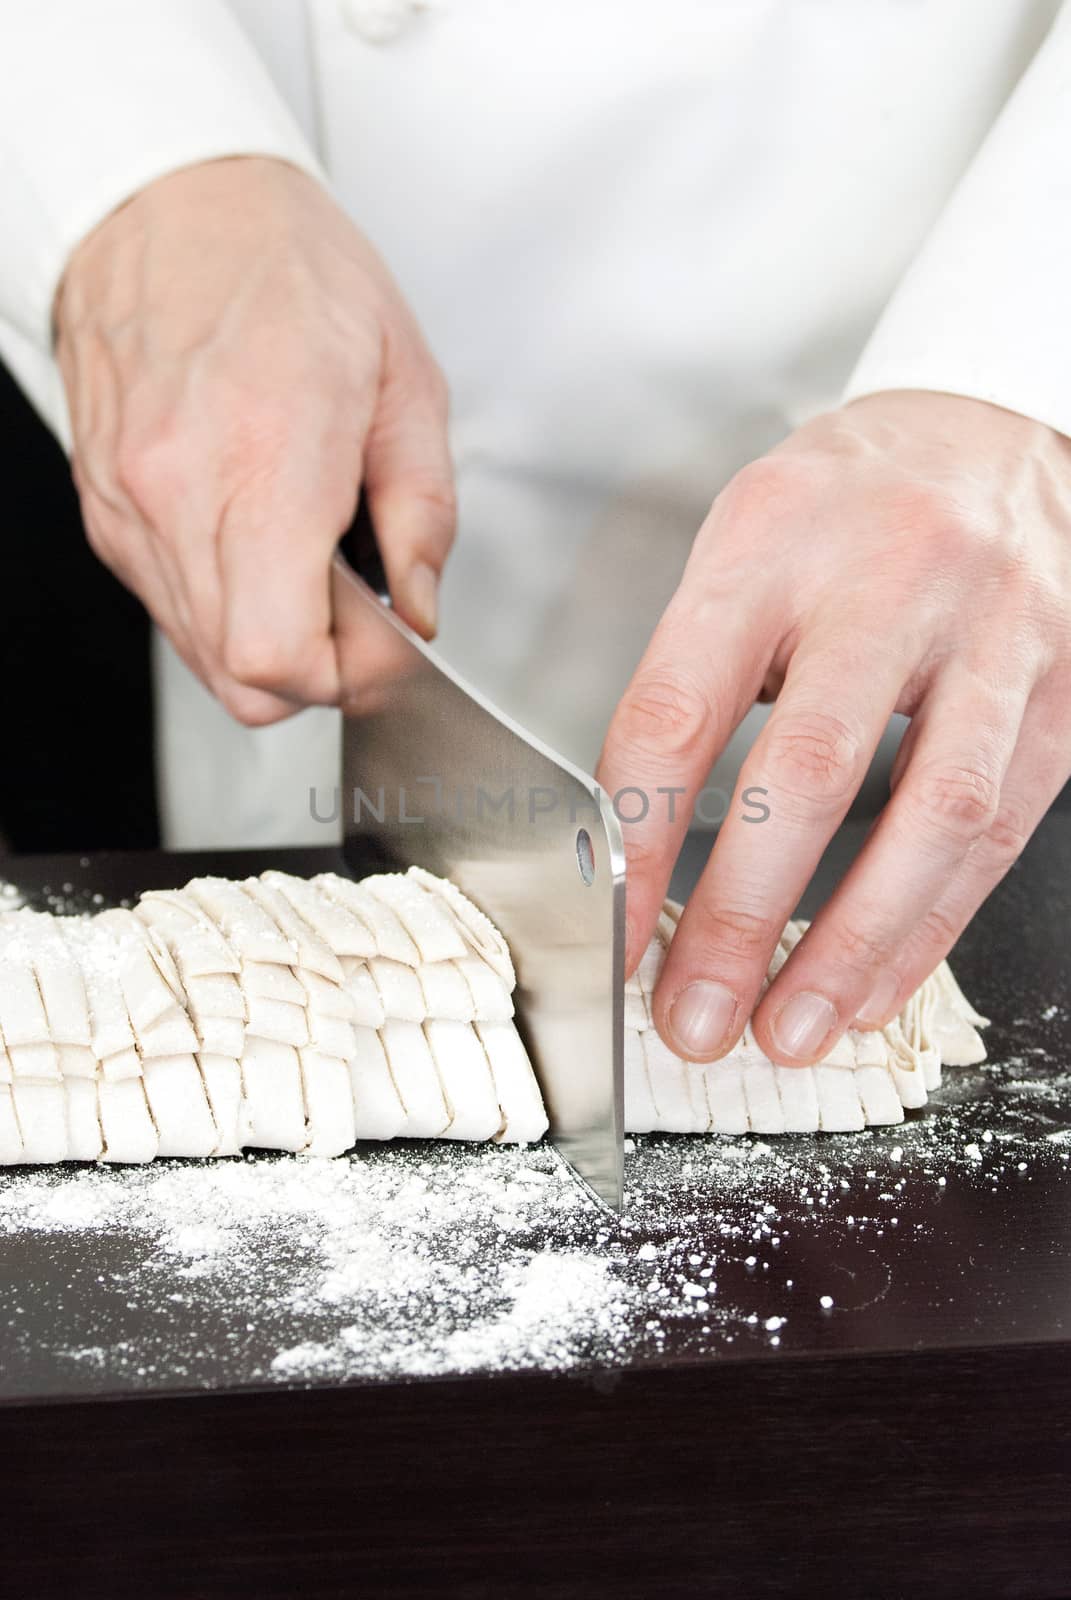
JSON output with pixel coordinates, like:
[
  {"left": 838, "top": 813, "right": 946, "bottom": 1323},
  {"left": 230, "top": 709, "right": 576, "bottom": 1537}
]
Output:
[
  {"left": 844, "top": 4, "right": 1071, "bottom": 439},
  {"left": 0, "top": 0, "right": 324, "bottom": 435}
]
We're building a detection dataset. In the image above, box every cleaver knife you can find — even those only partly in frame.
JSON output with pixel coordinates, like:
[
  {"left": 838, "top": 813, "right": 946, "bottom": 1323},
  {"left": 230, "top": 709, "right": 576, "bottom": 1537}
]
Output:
[{"left": 334, "top": 505, "right": 625, "bottom": 1209}]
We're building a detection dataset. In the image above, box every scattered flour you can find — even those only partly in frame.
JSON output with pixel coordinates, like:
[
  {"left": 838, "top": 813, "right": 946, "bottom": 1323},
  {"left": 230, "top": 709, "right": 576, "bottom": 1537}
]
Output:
[
  {"left": 0, "top": 958, "right": 1067, "bottom": 1395},
  {"left": 0, "top": 1035, "right": 1069, "bottom": 1394}
]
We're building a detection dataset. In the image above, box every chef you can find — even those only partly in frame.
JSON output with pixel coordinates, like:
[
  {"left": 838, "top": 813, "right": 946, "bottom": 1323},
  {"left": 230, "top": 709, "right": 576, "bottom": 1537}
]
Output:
[{"left": 0, "top": 0, "right": 1069, "bottom": 1075}]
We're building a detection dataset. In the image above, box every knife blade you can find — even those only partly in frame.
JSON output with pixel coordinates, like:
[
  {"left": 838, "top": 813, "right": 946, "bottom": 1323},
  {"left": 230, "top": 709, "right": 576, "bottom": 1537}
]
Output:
[{"left": 333, "top": 513, "right": 625, "bottom": 1209}]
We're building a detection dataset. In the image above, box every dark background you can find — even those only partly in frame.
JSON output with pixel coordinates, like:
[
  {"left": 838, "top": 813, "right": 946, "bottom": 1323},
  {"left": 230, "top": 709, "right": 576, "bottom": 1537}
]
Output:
[{"left": 0, "top": 359, "right": 158, "bottom": 853}]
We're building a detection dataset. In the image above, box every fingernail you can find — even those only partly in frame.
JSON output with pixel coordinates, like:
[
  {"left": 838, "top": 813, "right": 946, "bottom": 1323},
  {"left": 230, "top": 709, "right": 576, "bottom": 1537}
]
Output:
[
  {"left": 855, "top": 968, "right": 900, "bottom": 1027},
  {"left": 406, "top": 560, "right": 439, "bottom": 636},
  {"left": 771, "top": 991, "right": 837, "bottom": 1060},
  {"left": 668, "top": 981, "right": 737, "bottom": 1058}
]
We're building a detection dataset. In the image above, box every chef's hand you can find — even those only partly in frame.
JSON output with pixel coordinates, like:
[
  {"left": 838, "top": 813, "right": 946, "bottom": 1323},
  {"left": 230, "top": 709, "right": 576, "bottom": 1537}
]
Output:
[
  {"left": 54, "top": 157, "right": 454, "bottom": 725},
  {"left": 599, "top": 390, "right": 1071, "bottom": 1065}
]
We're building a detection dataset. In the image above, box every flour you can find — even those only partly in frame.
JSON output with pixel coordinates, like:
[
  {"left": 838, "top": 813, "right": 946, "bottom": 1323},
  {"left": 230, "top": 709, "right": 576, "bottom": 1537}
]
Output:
[{"left": 1, "top": 1033, "right": 1069, "bottom": 1395}]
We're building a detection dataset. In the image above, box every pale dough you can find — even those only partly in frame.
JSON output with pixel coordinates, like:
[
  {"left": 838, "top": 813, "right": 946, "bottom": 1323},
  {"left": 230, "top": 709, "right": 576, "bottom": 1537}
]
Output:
[
  {"left": 0, "top": 868, "right": 543, "bottom": 1162},
  {"left": 623, "top": 903, "right": 987, "bottom": 1134},
  {"left": 0, "top": 872, "right": 986, "bottom": 1164}
]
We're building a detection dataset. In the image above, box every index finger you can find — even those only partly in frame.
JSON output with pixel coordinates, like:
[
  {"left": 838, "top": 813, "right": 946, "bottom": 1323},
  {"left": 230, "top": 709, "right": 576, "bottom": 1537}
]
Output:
[
  {"left": 596, "top": 579, "right": 777, "bottom": 974},
  {"left": 331, "top": 555, "right": 425, "bottom": 717}
]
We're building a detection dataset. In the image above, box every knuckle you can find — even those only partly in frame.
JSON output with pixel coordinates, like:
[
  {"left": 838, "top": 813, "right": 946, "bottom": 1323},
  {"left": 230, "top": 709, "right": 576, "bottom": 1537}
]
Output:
[
  {"left": 222, "top": 637, "right": 293, "bottom": 694},
  {"left": 81, "top": 508, "right": 115, "bottom": 566},
  {"left": 906, "top": 763, "right": 1002, "bottom": 846},
  {"left": 114, "top": 427, "right": 183, "bottom": 512},
  {"left": 372, "top": 473, "right": 458, "bottom": 553},
  {"left": 687, "top": 900, "right": 774, "bottom": 964},
  {"left": 982, "top": 798, "right": 1033, "bottom": 869},
  {"left": 763, "top": 710, "right": 863, "bottom": 811},
  {"left": 623, "top": 830, "right": 659, "bottom": 878},
  {"left": 883, "top": 485, "right": 975, "bottom": 550},
  {"left": 914, "top": 905, "right": 961, "bottom": 954},
  {"left": 81, "top": 498, "right": 127, "bottom": 574},
  {"left": 413, "top": 476, "right": 458, "bottom": 544},
  {"left": 613, "top": 669, "right": 713, "bottom": 764},
  {"left": 218, "top": 680, "right": 287, "bottom": 728},
  {"left": 227, "top": 398, "right": 291, "bottom": 461},
  {"left": 715, "top": 456, "right": 812, "bottom": 532},
  {"left": 826, "top": 917, "right": 888, "bottom": 974}
]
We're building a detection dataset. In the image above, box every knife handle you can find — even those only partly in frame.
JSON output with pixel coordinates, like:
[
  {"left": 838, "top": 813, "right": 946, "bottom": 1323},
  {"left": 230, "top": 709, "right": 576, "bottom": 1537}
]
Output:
[{"left": 338, "top": 491, "right": 390, "bottom": 603}]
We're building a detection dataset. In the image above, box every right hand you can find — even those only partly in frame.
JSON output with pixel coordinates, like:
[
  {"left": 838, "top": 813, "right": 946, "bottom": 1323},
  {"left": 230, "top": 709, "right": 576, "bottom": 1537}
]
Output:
[{"left": 54, "top": 156, "right": 455, "bottom": 726}]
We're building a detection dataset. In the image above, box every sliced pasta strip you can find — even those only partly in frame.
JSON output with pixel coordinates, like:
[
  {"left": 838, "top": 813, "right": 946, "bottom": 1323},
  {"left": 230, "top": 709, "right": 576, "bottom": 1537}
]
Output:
[
  {"left": 0, "top": 948, "right": 51, "bottom": 1048},
  {"left": 774, "top": 1064, "right": 821, "bottom": 1134},
  {"left": 307, "top": 1010, "right": 357, "bottom": 1061},
  {"left": 369, "top": 957, "right": 425, "bottom": 1022},
  {"left": 408, "top": 868, "right": 515, "bottom": 984},
  {"left": 425, "top": 1019, "right": 501, "bottom": 1141},
  {"left": 240, "top": 1037, "right": 306, "bottom": 1152},
  {"left": 417, "top": 961, "right": 475, "bottom": 1023},
  {"left": 8, "top": 1042, "right": 60, "bottom": 1080},
  {"left": 27, "top": 915, "right": 93, "bottom": 1046},
  {"left": 198, "top": 1054, "right": 245, "bottom": 1156},
  {"left": 623, "top": 1027, "right": 657, "bottom": 1132},
  {"left": 62, "top": 921, "right": 137, "bottom": 1061},
  {"left": 96, "top": 908, "right": 183, "bottom": 1034},
  {"left": 456, "top": 955, "right": 514, "bottom": 1023},
  {"left": 702, "top": 1057, "right": 750, "bottom": 1136},
  {"left": 197, "top": 1016, "right": 246, "bottom": 1059},
  {"left": 314, "top": 874, "right": 419, "bottom": 965},
  {"left": 186, "top": 972, "right": 247, "bottom": 1020},
  {"left": 813, "top": 1064, "right": 867, "bottom": 1132},
  {"left": 187, "top": 878, "right": 296, "bottom": 966},
  {"left": 242, "top": 962, "right": 306, "bottom": 1005},
  {"left": 262, "top": 871, "right": 376, "bottom": 959},
  {"left": 474, "top": 1022, "right": 548, "bottom": 1145},
  {"left": 137, "top": 1010, "right": 201, "bottom": 1059},
  {"left": 340, "top": 958, "right": 387, "bottom": 1028},
  {"left": 98, "top": 1077, "right": 158, "bottom": 1164},
  {"left": 299, "top": 1048, "right": 357, "bottom": 1158},
  {"left": 365, "top": 874, "right": 469, "bottom": 964},
  {"left": 296, "top": 967, "right": 355, "bottom": 1020},
  {"left": 57, "top": 1044, "right": 97, "bottom": 1080},
  {"left": 741, "top": 1057, "right": 786, "bottom": 1136},
  {"left": 137, "top": 890, "right": 241, "bottom": 979},
  {"left": 143, "top": 1055, "right": 218, "bottom": 1158},
  {"left": 642, "top": 1030, "right": 701, "bottom": 1133},
  {"left": 854, "top": 1063, "right": 905, "bottom": 1126},
  {"left": 10, "top": 1081, "right": 68, "bottom": 1163},
  {"left": 0, "top": 1085, "right": 23, "bottom": 1162},
  {"left": 245, "top": 996, "right": 309, "bottom": 1049},
  {"left": 65, "top": 1078, "right": 104, "bottom": 1161},
  {"left": 243, "top": 877, "right": 344, "bottom": 984},
  {"left": 380, "top": 1019, "right": 450, "bottom": 1137},
  {"left": 100, "top": 1046, "right": 141, "bottom": 1084},
  {"left": 348, "top": 1026, "right": 408, "bottom": 1141}
]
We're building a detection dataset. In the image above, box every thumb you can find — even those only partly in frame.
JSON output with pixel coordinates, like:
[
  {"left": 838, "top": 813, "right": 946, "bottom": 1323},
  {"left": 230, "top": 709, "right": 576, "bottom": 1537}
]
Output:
[{"left": 363, "top": 345, "right": 456, "bottom": 638}]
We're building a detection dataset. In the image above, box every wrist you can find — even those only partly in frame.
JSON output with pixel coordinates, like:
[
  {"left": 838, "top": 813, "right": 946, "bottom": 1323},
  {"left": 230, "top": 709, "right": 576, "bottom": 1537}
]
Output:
[{"left": 53, "top": 156, "right": 321, "bottom": 343}]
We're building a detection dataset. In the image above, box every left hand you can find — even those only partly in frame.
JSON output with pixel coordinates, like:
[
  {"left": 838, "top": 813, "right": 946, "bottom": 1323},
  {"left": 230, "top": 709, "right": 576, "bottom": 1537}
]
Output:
[{"left": 597, "top": 390, "right": 1071, "bottom": 1066}]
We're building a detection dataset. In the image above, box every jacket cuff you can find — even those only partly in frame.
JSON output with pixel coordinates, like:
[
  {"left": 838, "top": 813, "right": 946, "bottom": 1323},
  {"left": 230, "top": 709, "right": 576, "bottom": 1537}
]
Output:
[
  {"left": 0, "top": 0, "right": 325, "bottom": 352},
  {"left": 843, "top": 8, "right": 1071, "bottom": 440}
]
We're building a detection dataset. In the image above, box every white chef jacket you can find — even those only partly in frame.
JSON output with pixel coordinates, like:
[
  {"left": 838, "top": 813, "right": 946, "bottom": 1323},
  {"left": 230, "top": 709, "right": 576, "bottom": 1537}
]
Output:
[{"left": 0, "top": 0, "right": 1068, "bottom": 847}]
